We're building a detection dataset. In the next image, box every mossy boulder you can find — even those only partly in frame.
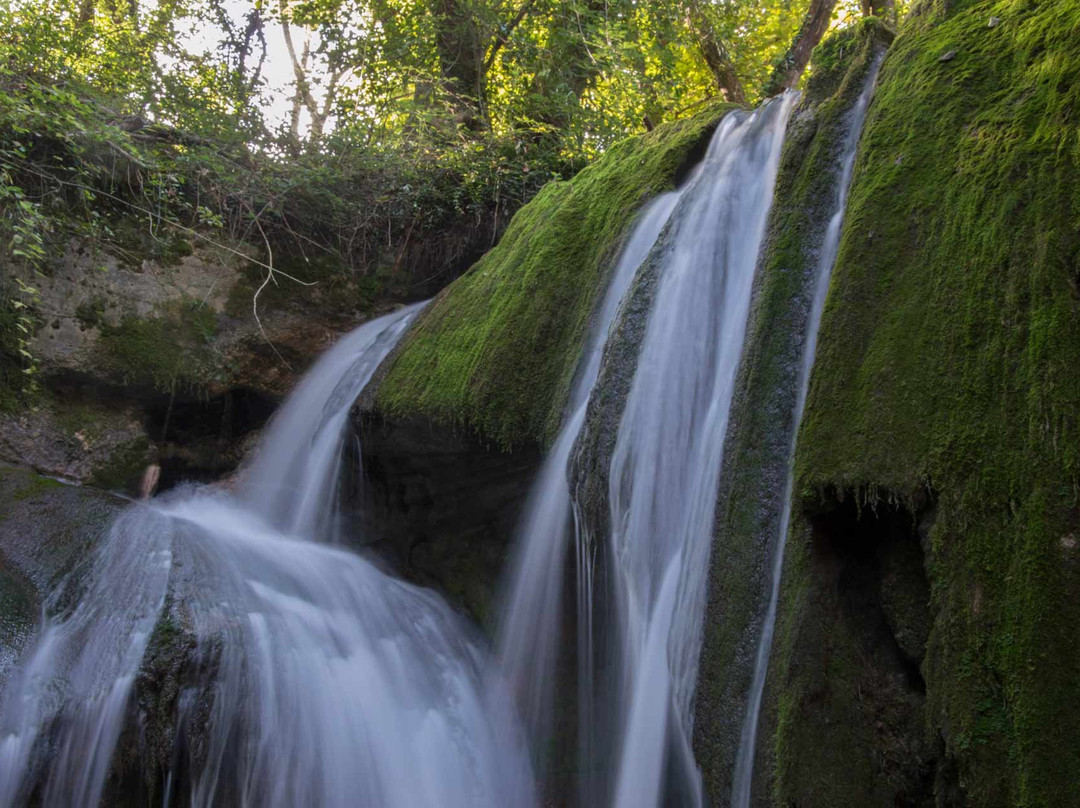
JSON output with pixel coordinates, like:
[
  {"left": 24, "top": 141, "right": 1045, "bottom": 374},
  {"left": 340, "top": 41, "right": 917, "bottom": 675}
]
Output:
[
  {"left": 370, "top": 102, "right": 735, "bottom": 450},
  {"left": 763, "top": 0, "right": 1080, "bottom": 804},
  {"left": 691, "top": 18, "right": 894, "bottom": 803}
]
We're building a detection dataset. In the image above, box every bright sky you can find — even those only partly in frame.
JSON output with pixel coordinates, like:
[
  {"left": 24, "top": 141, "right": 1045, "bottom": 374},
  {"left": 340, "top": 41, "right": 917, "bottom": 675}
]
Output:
[{"left": 175, "top": 0, "right": 333, "bottom": 136}]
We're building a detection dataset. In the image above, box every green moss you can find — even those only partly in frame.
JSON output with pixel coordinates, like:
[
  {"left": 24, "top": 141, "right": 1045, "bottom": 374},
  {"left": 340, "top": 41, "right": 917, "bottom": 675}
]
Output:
[
  {"left": 774, "top": 0, "right": 1080, "bottom": 803},
  {"left": 766, "top": 523, "right": 920, "bottom": 805},
  {"left": 11, "top": 472, "right": 64, "bottom": 501},
  {"left": 96, "top": 298, "right": 220, "bottom": 391},
  {"left": 373, "top": 102, "right": 736, "bottom": 449},
  {"left": 75, "top": 295, "right": 108, "bottom": 330},
  {"left": 109, "top": 219, "right": 196, "bottom": 268},
  {"left": 693, "top": 20, "right": 895, "bottom": 799}
]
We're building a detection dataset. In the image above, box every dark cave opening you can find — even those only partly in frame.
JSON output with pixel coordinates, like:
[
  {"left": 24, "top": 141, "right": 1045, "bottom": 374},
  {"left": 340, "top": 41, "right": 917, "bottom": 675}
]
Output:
[
  {"left": 143, "top": 387, "right": 277, "bottom": 490},
  {"left": 808, "top": 493, "right": 932, "bottom": 695},
  {"left": 43, "top": 372, "right": 278, "bottom": 492},
  {"left": 804, "top": 488, "right": 940, "bottom": 807}
]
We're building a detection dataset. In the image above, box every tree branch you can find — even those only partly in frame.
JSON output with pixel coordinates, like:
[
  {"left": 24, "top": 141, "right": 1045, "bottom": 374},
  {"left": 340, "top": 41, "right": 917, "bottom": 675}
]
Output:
[
  {"left": 279, "top": 1, "right": 320, "bottom": 120},
  {"left": 761, "top": 0, "right": 839, "bottom": 97},
  {"left": 483, "top": 0, "right": 539, "bottom": 73}
]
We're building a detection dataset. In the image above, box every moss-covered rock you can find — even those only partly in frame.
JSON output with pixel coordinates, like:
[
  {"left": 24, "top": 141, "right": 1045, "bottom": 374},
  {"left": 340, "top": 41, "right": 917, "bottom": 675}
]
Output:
[
  {"left": 764, "top": 0, "right": 1080, "bottom": 804},
  {"left": 371, "top": 102, "right": 735, "bottom": 449},
  {"left": 96, "top": 298, "right": 220, "bottom": 392},
  {"left": 691, "top": 18, "right": 894, "bottom": 803}
]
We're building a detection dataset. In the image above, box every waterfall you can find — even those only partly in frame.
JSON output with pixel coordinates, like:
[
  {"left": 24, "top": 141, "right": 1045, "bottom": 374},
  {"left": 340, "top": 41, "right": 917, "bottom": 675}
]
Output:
[
  {"left": 499, "top": 93, "right": 800, "bottom": 807},
  {"left": 599, "top": 95, "right": 796, "bottom": 808},
  {"left": 1, "top": 65, "right": 880, "bottom": 808},
  {"left": 496, "top": 191, "right": 679, "bottom": 756},
  {"left": 0, "top": 505, "right": 174, "bottom": 808},
  {"left": 0, "top": 303, "right": 535, "bottom": 808},
  {"left": 731, "top": 55, "right": 884, "bottom": 807}
]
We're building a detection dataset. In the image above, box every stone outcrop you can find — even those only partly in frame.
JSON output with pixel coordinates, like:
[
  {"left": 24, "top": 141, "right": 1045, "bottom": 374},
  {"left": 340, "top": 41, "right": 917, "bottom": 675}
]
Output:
[{"left": 759, "top": 1, "right": 1080, "bottom": 804}]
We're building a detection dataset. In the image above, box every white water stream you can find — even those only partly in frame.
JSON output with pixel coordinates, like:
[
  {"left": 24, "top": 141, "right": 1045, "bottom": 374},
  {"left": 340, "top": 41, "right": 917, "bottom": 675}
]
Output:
[
  {"left": 603, "top": 95, "right": 795, "bottom": 808},
  {"left": 496, "top": 92, "right": 797, "bottom": 808},
  {"left": 0, "top": 303, "right": 535, "bottom": 808}
]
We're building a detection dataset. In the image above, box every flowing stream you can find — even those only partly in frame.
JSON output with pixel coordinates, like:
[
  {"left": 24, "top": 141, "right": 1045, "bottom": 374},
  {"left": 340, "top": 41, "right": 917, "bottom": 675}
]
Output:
[
  {"left": 599, "top": 96, "right": 795, "bottom": 808},
  {"left": 0, "top": 303, "right": 534, "bottom": 808}
]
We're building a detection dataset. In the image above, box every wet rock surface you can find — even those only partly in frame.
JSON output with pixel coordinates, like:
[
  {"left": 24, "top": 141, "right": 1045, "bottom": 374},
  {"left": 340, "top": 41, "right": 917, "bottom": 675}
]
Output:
[
  {"left": 354, "top": 411, "right": 541, "bottom": 626},
  {"left": 0, "top": 463, "right": 123, "bottom": 687}
]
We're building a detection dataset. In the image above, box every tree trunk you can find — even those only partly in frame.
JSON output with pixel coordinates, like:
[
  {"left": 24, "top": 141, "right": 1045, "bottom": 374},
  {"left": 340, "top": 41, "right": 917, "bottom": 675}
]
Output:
[
  {"left": 431, "top": 0, "right": 486, "bottom": 129},
  {"left": 689, "top": 1, "right": 746, "bottom": 103},
  {"left": 761, "top": 0, "right": 839, "bottom": 97},
  {"left": 77, "top": 0, "right": 95, "bottom": 25}
]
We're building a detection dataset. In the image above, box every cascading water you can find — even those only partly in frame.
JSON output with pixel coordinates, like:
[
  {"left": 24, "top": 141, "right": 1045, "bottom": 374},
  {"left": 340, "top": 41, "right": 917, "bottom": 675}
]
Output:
[
  {"left": 499, "top": 93, "right": 798, "bottom": 807},
  {"left": 0, "top": 303, "right": 535, "bottom": 807},
  {"left": 730, "top": 56, "right": 884, "bottom": 807},
  {"left": 599, "top": 94, "right": 796, "bottom": 808},
  {"left": 496, "top": 191, "right": 679, "bottom": 767},
  {"left": 2, "top": 64, "right": 879, "bottom": 808}
]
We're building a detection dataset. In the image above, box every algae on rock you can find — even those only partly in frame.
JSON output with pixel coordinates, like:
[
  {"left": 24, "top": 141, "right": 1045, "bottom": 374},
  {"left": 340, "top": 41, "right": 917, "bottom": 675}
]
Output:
[
  {"left": 762, "top": 0, "right": 1080, "bottom": 804},
  {"left": 691, "top": 18, "right": 894, "bottom": 803},
  {"left": 372, "top": 102, "right": 735, "bottom": 450}
]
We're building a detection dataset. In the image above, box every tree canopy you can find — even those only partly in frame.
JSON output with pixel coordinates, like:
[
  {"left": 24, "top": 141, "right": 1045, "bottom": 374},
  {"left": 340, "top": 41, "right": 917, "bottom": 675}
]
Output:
[
  {"left": 1, "top": 0, "right": 900, "bottom": 160},
  {"left": 0, "top": 0, "right": 903, "bottom": 406}
]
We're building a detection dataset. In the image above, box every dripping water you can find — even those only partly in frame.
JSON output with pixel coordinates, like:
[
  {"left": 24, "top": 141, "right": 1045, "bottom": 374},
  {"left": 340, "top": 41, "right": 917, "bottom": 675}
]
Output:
[{"left": 731, "top": 55, "right": 884, "bottom": 807}]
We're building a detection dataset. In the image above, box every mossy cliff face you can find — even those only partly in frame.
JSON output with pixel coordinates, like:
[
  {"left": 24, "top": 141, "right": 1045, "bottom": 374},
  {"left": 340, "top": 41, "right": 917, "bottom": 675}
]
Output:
[
  {"left": 2, "top": 237, "right": 336, "bottom": 491},
  {"left": 761, "top": 0, "right": 1080, "bottom": 805},
  {"left": 372, "top": 103, "right": 735, "bottom": 450},
  {"left": 691, "top": 19, "right": 894, "bottom": 804}
]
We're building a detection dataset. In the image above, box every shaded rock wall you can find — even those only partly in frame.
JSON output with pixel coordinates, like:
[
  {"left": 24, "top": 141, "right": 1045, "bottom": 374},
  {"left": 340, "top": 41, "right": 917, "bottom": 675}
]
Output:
[
  {"left": 3, "top": 180, "right": 497, "bottom": 492},
  {"left": 354, "top": 411, "right": 541, "bottom": 626}
]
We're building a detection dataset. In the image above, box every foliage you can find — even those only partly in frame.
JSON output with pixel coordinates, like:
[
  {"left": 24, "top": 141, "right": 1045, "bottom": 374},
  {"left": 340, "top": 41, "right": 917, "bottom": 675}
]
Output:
[
  {"left": 374, "top": 101, "right": 733, "bottom": 449},
  {"left": 0, "top": 0, "right": 897, "bottom": 407}
]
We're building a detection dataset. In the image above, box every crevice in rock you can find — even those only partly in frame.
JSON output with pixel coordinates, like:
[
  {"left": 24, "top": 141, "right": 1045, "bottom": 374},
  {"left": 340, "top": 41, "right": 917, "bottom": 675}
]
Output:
[{"left": 797, "top": 487, "right": 940, "bottom": 808}]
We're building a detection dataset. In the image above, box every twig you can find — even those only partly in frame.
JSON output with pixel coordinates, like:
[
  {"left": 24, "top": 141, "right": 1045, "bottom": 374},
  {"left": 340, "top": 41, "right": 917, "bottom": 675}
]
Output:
[
  {"left": 17, "top": 166, "right": 317, "bottom": 284},
  {"left": 251, "top": 216, "right": 294, "bottom": 371}
]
